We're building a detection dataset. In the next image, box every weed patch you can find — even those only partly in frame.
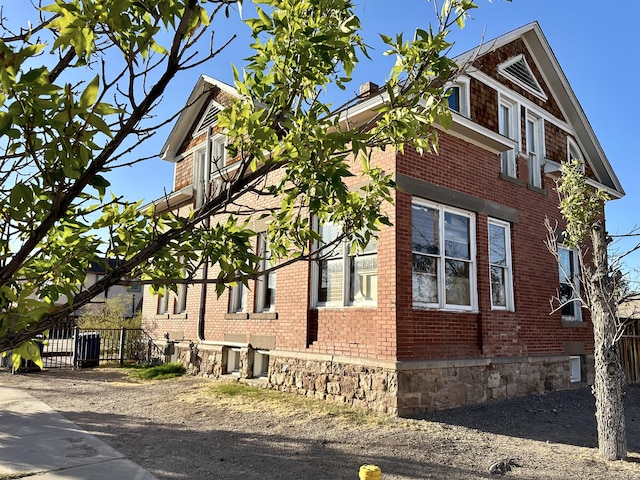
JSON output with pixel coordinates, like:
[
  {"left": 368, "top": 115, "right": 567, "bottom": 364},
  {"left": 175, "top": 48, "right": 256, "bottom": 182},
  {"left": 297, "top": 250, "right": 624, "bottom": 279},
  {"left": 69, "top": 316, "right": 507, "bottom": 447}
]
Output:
[{"left": 127, "top": 362, "right": 186, "bottom": 380}]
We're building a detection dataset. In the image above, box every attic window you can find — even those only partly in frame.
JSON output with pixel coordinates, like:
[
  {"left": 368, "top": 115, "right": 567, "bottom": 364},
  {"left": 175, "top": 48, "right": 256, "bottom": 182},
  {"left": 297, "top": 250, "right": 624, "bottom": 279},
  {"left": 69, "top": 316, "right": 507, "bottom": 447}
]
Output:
[
  {"left": 195, "top": 100, "right": 223, "bottom": 134},
  {"left": 498, "top": 54, "right": 547, "bottom": 100}
]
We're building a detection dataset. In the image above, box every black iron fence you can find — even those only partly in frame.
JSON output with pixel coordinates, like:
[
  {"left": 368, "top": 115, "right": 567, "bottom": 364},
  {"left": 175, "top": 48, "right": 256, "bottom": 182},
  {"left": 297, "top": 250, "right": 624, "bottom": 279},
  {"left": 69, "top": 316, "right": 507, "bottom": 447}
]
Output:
[{"left": 28, "top": 326, "right": 164, "bottom": 370}]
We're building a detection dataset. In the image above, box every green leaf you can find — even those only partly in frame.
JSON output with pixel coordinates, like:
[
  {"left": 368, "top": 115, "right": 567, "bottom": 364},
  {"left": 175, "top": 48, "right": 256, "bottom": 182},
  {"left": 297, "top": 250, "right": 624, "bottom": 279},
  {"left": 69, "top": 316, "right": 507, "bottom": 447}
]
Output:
[{"left": 79, "top": 75, "right": 100, "bottom": 110}]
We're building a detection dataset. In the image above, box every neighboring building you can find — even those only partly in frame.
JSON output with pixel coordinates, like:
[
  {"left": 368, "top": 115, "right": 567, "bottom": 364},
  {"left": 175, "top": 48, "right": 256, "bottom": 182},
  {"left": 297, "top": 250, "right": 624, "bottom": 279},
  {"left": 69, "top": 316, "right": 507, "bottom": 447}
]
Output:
[
  {"left": 141, "top": 23, "right": 624, "bottom": 415},
  {"left": 70, "top": 260, "right": 144, "bottom": 320}
]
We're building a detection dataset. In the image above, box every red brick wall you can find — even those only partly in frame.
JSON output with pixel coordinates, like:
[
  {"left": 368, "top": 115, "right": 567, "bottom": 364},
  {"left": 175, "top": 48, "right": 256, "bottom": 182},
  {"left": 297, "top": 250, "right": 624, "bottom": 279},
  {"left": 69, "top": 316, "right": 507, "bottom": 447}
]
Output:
[{"left": 394, "top": 133, "right": 594, "bottom": 360}]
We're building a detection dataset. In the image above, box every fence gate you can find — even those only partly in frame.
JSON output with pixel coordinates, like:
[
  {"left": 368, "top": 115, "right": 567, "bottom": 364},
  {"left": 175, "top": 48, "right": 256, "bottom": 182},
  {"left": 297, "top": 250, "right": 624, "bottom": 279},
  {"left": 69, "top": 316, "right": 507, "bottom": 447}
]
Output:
[
  {"left": 33, "top": 324, "right": 163, "bottom": 370},
  {"left": 620, "top": 321, "right": 640, "bottom": 384}
]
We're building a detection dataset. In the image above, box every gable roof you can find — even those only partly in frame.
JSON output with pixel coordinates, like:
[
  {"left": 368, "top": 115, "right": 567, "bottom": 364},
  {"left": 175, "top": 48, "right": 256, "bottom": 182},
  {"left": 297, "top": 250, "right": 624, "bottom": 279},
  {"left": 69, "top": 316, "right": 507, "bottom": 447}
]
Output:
[
  {"left": 160, "top": 75, "right": 238, "bottom": 162},
  {"left": 454, "top": 22, "right": 624, "bottom": 198}
]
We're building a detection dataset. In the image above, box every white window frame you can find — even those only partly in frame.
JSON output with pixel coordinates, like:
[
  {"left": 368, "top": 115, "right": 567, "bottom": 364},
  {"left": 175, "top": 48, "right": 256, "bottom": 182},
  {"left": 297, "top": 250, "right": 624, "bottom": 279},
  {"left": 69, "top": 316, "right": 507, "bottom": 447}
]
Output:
[
  {"left": 210, "top": 133, "right": 227, "bottom": 175},
  {"left": 157, "top": 287, "right": 169, "bottom": 315},
  {"left": 411, "top": 199, "right": 477, "bottom": 311},
  {"left": 193, "top": 134, "right": 228, "bottom": 207},
  {"left": 252, "top": 349, "right": 270, "bottom": 378},
  {"left": 569, "top": 356, "right": 581, "bottom": 382},
  {"left": 175, "top": 284, "right": 187, "bottom": 314},
  {"left": 445, "top": 76, "right": 470, "bottom": 117},
  {"left": 526, "top": 111, "right": 544, "bottom": 188},
  {"left": 558, "top": 245, "right": 582, "bottom": 321},
  {"left": 498, "top": 96, "right": 519, "bottom": 178},
  {"left": 256, "top": 233, "right": 276, "bottom": 313},
  {"left": 312, "top": 222, "right": 378, "bottom": 308},
  {"left": 488, "top": 218, "right": 514, "bottom": 311},
  {"left": 229, "top": 281, "right": 248, "bottom": 313}
]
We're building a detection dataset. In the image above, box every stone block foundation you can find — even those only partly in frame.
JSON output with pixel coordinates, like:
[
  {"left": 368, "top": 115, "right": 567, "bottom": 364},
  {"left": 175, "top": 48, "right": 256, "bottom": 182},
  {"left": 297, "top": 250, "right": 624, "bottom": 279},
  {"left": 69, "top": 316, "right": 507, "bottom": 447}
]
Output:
[{"left": 164, "top": 341, "right": 593, "bottom": 416}]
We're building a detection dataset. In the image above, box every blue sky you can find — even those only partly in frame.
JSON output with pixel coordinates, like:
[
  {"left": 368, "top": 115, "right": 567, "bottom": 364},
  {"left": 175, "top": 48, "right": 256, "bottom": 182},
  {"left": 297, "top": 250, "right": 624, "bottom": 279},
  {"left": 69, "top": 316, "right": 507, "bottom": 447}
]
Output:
[{"left": 9, "top": 1, "right": 640, "bottom": 283}]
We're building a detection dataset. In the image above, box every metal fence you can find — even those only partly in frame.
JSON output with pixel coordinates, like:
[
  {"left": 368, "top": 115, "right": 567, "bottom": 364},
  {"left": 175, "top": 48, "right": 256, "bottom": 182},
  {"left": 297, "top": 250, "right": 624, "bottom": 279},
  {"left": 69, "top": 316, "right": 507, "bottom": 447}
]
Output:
[
  {"left": 620, "top": 321, "right": 640, "bottom": 384},
  {"left": 28, "top": 325, "right": 164, "bottom": 370}
]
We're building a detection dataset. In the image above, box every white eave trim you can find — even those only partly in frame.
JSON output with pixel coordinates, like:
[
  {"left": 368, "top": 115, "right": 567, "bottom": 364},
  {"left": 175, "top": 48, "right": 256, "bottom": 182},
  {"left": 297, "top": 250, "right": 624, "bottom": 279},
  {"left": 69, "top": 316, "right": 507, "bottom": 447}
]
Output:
[
  {"left": 435, "top": 111, "right": 517, "bottom": 154},
  {"left": 544, "top": 159, "right": 623, "bottom": 199},
  {"left": 339, "top": 91, "right": 515, "bottom": 154},
  {"left": 141, "top": 185, "right": 194, "bottom": 214}
]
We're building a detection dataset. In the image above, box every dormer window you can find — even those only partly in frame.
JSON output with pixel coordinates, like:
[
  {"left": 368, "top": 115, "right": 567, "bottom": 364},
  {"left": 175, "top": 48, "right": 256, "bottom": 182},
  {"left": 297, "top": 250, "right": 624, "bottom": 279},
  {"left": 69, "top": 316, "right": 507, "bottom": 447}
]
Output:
[
  {"left": 498, "top": 54, "right": 547, "bottom": 100},
  {"left": 194, "top": 100, "right": 223, "bottom": 135}
]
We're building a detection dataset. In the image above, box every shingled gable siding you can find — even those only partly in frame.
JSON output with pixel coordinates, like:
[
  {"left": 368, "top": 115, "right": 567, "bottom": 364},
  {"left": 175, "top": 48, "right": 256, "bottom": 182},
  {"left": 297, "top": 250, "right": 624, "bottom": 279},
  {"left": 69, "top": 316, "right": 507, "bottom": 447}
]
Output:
[{"left": 472, "top": 38, "right": 565, "bottom": 121}]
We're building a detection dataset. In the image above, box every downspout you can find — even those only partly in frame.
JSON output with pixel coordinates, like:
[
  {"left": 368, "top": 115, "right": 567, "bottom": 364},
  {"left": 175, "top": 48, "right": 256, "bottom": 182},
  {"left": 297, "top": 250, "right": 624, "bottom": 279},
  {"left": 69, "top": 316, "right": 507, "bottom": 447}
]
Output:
[{"left": 197, "top": 127, "right": 212, "bottom": 341}]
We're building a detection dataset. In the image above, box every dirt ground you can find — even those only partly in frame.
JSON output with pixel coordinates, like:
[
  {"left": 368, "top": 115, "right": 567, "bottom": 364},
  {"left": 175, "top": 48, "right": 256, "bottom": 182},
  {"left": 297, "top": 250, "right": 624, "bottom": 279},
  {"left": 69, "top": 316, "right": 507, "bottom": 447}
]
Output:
[{"left": 2, "top": 367, "right": 639, "bottom": 480}]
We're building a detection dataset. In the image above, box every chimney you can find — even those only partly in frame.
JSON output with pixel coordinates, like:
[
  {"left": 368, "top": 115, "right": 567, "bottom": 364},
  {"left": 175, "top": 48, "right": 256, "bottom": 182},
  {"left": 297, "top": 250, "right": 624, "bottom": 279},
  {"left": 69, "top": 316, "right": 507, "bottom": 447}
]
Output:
[{"left": 359, "top": 81, "right": 379, "bottom": 97}]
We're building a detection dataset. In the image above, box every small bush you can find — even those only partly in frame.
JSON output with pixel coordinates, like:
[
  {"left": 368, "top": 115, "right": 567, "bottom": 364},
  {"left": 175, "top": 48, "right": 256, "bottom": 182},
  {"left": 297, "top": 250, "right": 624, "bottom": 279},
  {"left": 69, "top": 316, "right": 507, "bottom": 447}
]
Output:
[{"left": 128, "top": 362, "right": 186, "bottom": 380}]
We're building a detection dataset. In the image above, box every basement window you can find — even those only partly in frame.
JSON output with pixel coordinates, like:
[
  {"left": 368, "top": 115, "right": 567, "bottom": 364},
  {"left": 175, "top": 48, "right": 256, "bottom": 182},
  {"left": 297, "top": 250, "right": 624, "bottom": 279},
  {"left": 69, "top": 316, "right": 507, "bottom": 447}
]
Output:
[
  {"left": 569, "top": 356, "right": 581, "bottom": 382},
  {"left": 253, "top": 350, "right": 269, "bottom": 378},
  {"left": 225, "top": 347, "right": 241, "bottom": 374}
]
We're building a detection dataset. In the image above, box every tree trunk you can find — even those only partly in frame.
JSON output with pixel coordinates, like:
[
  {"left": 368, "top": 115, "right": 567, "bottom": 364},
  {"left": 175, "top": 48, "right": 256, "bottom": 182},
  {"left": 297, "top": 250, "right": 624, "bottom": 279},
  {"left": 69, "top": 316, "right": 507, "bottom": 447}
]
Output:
[{"left": 590, "top": 221, "right": 627, "bottom": 460}]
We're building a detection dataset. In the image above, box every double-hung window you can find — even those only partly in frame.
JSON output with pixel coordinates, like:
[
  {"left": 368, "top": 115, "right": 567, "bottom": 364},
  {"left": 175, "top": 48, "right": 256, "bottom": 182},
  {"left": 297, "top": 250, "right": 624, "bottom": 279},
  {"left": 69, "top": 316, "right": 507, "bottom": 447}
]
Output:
[
  {"left": 315, "top": 222, "right": 377, "bottom": 307},
  {"left": 229, "top": 281, "right": 248, "bottom": 313},
  {"left": 499, "top": 97, "right": 518, "bottom": 177},
  {"left": 412, "top": 200, "right": 476, "bottom": 310},
  {"left": 256, "top": 233, "right": 276, "bottom": 312},
  {"left": 210, "top": 134, "right": 227, "bottom": 175},
  {"left": 488, "top": 219, "right": 514, "bottom": 310},
  {"left": 193, "top": 134, "right": 228, "bottom": 206},
  {"left": 558, "top": 246, "right": 581, "bottom": 320},
  {"left": 157, "top": 286, "right": 169, "bottom": 315},
  {"left": 175, "top": 284, "right": 187, "bottom": 314},
  {"left": 526, "top": 112, "right": 543, "bottom": 188}
]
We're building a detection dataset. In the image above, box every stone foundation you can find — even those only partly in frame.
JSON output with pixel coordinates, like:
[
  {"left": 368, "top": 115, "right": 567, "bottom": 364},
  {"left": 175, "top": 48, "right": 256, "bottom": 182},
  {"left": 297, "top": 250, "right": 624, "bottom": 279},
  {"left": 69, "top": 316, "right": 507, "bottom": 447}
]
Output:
[{"left": 164, "top": 341, "right": 594, "bottom": 416}]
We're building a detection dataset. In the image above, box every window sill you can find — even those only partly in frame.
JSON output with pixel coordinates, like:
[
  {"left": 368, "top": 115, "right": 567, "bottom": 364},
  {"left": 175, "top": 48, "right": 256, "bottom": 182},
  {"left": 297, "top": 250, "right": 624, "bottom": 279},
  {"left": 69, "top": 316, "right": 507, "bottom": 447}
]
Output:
[
  {"left": 527, "top": 183, "right": 547, "bottom": 195},
  {"left": 499, "top": 173, "right": 525, "bottom": 186},
  {"left": 314, "top": 304, "right": 378, "bottom": 310},
  {"left": 155, "top": 314, "right": 169, "bottom": 319},
  {"left": 561, "top": 319, "right": 589, "bottom": 328},
  {"left": 412, "top": 305, "right": 478, "bottom": 314},
  {"left": 170, "top": 313, "right": 187, "bottom": 320},
  {"left": 250, "top": 312, "right": 278, "bottom": 320},
  {"left": 225, "top": 313, "right": 249, "bottom": 320}
]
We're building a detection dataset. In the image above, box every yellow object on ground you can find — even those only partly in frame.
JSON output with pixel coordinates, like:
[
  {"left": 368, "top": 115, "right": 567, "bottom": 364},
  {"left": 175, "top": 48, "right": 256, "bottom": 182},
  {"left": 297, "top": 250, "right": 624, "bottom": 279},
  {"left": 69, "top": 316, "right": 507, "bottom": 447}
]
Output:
[{"left": 359, "top": 464, "right": 382, "bottom": 480}]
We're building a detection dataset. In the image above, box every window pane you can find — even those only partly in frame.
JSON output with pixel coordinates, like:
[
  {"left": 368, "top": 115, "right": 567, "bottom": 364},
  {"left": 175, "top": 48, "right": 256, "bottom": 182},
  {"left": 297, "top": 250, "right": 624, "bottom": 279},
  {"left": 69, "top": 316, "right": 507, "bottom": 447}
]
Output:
[
  {"left": 490, "top": 265, "right": 507, "bottom": 307},
  {"left": 499, "top": 104, "right": 510, "bottom": 137},
  {"left": 412, "top": 254, "right": 438, "bottom": 304},
  {"left": 350, "top": 253, "right": 377, "bottom": 303},
  {"left": 527, "top": 119, "right": 536, "bottom": 153},
  {"left": 488, "top": 223, "right": 506, "bottom": 266},
  {"left": 318, "top": 258, "right": 343, "bottom": 303},
  {"left": 447, "top": 86, "right": 460, "bottom": 112},
  {"left": 558, "top": 247, "right": 573, "bottom": 283},
  {"left": 444, "top": 212, "right": 470, "bottom": 260},
  {"left": 320, "top": 223, "right": 343, "bottom": 258},
  {"left": 412, "top": 205, "right": 439, "bottom": 254},
  {"left": 445, "top": 260, "right": 471, "bottom": 306},
  {"left": 212, "top": 138, "right": 225, "bottom": 170},
  {"left": 560, "top": 282, "right": 576, "bottom": 317},
  {"left": 265, "top": 271, "right": 276, "bottom": 309}
]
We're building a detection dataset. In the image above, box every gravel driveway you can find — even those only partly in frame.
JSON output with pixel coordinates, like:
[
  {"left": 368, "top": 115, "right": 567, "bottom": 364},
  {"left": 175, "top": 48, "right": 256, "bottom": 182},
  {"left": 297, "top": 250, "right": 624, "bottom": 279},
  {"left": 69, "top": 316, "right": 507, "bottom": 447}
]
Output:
[{"left": 2, "top": 367, "right": 639, "bottom": 480}]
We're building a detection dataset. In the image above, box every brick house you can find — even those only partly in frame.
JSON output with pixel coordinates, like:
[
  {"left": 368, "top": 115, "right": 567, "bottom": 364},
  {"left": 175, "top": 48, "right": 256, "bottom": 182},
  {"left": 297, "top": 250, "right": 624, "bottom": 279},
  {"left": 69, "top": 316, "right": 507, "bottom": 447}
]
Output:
[{"left": 142, "top": 22, "right": 624, "bottom": 415}]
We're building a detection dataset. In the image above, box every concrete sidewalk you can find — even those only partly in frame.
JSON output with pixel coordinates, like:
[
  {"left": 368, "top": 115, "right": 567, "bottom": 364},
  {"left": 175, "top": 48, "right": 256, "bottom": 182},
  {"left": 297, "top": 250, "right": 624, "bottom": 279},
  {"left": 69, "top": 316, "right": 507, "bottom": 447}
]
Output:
[{"left": 0, "top": 386, "right": 159, "bottom": 479}]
